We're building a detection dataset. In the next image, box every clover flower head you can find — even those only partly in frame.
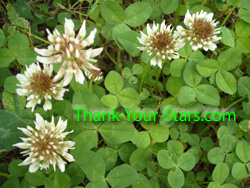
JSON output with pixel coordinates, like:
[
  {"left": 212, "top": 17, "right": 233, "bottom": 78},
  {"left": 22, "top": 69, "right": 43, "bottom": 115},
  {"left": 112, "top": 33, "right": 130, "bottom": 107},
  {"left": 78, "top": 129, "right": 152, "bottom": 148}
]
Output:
[
  {"left": 84, "top": 66, "right": 103, "bottom": 82},
  {"left": 34, "top": 18, "right": 103, "bottom": 85},
  {"left": 175, "top": 10, "right": 221, "bottom": 51},
  {"left": 13, "top": 113, "right": 75, "bottom": 173},
  {"left": 16, "top": 63, "right": 68, "bottom": 112},
  {"left": 137, "top": 20, "right": 183, "bottom": 68}
]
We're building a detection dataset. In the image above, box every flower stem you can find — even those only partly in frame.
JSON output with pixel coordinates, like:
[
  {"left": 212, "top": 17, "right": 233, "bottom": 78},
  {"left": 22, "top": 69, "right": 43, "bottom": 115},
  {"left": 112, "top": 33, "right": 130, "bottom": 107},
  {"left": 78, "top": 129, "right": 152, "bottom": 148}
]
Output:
[
  {"left": 49, "top": 109, "right": 53, "bottom": 119},
  {"left": 117, "top": 48, "right": 121, "bottom": 71},
  {"left": 0, "top": 172, "right": 11, "bottom": 178},
  {"left": 139, "top": 60, "right": 151, "bottom": 93},
  {"left": 74, "top": 78, "right": 79, "bottom": 92},
  {"left": 224, "top": 96, "right": 247, "bottom": 112},
  {"left": 89, "top": 79, "right": 93, "bottom": 92},
  {"left": 103, "top": 47, "right": 117, "bottom": 67},
  {"left": 220, "top": 0, "right": 240, "bottom": 27},
  {"left": 198, "top": 0, "right": 208, "bottom": 11}
]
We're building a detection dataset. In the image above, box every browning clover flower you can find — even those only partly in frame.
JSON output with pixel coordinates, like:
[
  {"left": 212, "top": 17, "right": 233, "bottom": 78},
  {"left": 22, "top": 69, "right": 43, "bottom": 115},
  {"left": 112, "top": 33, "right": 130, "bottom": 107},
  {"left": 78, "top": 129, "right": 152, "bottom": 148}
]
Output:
[
  {"left": 137, "top": 21, "right": 183, "bottom": 68},
  {"left": 13, "top": 113, "right": 75, "bottom": 173},
  {"left": 34, "top": 18, "right": 103, "bottom": 85},
  {"left": 16, "top": 63, "right": 68, "bottom": 112},
  {"left": 84, "top": 67, "right": 103, "bottom": 82},
  {"left": 175, "top": 10, "right": 221, "bottom": 51}
]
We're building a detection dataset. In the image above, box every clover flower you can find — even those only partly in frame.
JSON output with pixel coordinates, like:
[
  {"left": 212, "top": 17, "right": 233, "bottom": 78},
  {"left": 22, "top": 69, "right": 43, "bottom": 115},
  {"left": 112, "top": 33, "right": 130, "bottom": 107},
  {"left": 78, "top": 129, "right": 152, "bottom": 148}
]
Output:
[
  {"left": 34, "top": 18, "right": 103, "bottom": 85},
  {"left": 84, "top": 67, "right": 103, "bottom": 82},
  {"left": 13, "top": 113, "right": 75, "bottom": 173},
  {"left": 175, "top": 10, "right": 221, "bottom": 51},
  {"left": 16, "top": 63, "right": 68, "bottom": 112},
  {"left": 137, "top": 21, "right": 183, "bottom": 68}
]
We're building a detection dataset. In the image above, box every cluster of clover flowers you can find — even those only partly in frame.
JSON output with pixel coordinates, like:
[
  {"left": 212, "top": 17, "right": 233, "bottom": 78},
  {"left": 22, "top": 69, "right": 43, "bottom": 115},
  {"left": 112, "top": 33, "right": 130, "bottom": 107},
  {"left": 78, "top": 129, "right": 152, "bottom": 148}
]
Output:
[{"left": 13, "top": 10, "right": 221, "bottom": 173}]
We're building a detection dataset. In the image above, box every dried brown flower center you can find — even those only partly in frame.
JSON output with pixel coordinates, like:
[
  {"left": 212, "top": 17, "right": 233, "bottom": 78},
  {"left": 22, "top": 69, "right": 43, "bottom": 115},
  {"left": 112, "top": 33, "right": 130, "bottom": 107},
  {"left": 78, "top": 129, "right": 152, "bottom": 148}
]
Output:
[
  {"left": 31, "top": 73, "right": 53, "bottom": 96},
  {"left": 151, "top": 32, "right": 174, "bottom": 52},
  {"left": 192, "top": 19, "right": 213, "bottom": 40}
]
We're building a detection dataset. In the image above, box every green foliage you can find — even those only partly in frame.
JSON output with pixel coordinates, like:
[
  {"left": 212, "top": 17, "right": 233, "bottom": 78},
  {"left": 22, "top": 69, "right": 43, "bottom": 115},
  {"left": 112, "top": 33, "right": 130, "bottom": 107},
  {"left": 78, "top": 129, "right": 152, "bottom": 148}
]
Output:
[{"left": 1, "top": 0, "right": 250, "bottom": 187}]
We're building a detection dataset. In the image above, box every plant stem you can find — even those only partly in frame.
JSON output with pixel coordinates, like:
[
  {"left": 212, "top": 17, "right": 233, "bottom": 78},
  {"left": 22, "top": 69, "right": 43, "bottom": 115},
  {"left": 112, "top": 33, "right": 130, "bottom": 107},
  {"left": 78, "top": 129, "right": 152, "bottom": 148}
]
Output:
[
  {"left": 198, "top": 0, "right": 208, "bottom": 11},
  {"left": 20, "top": 28, "right": 50, "bottom": 44},
  {"left": 139, "top": 60, "right": 151, "bottom": 93},
  {"left": 117, "top": 48, "right": 121, "bottom": 71},
  {"left": 224, "top": 96, "right": 247, "bottom": 112},
  {"left": 103, "top": 47, "right": 117, "bottom": 67},
  {"left": 89, "top": 79, "right": 93, "bottom": 92},
  {"left": 0, "top": 172, "right": 11, "bottom": 178},
  {"left": 220, "top": 0, "right": 240, "bottom": 27},
  {"left": 74, "top": 78, "right": 79, "bottom": 92}
]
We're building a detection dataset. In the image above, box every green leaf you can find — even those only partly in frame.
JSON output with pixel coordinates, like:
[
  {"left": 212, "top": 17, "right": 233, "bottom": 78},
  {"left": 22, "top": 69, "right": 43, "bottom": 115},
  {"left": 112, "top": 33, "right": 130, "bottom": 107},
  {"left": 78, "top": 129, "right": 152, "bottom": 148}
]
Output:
[
  {"left": 207, "top": 147, "right": 225, "bottom": 164},
  {"left": 161, "top": 0, "right": 179, "bottom": 14},
  {"left": 101, "top": 1, "right": 125, "bottom": 24},
  {"left": 219, "top": 134, "right": 238, "bottom": 153},
  {"left": 130, "top": 148, "right": 152, "bottom": 171},
  {"left": 65, "top": 163, "right": 85, "bottom": 186},
  {"left": 132, "top": 174, "right": 152, "bottom": 188},
  {"left": 117, "top": 88, "right": 141, "bottom": 108},
  {"left": 168, "top": 140, "right": 184, "bottom": 158},
  {"left": 149, "top": 124, "right": 169, "bottom": 142},
  {"left": 238, "top": 77, "right": 250, "bottom": 96},
  {"left": 0, "top": 110, "right": 27, "bottom": 151},
  {"left": 200, "top": 137, "right": 215, "bottom": 151},
  {"left": 24, "top": 171, "right": 46, "bottom": 186},
  {"left": 177, "top": 153, "right": 196, "bottom": 171},
  {"left": 101, "top": 95, "right": 118, "bottom": 109},
  {"left": 216, "top": 70, "right": 237, "bottom": 95},
  {"left": 97, "top": 147, "right": 117, "bottom": 171},
  {"left": 16, "top": 17, "right": 29, "bottom": 29},
  {"left": 117, "top": 31, "right": 141, "bottom": 57},
  {"left": 71, "top": 130, "right": 98, "bottom": 164},
  {"left": 8, "top": 32, "right": 29, "bottom": 53},
  {"left": 235, "top": 20, "right": 250, "bottom": 37},
  {"left": 232, "top": 162, "right": 248, "bottom": 178},
  {"left": 218, "top": 47, "right": 242, "bottom": 71},
  {"left": 132, "top": 64, "right": 143, "bottom": 75},
  {"left": 112, "top": 24, "right": 131, "bottom": 49},
  {"left": 106, "top": 164, "right": 138, "bottom": 188},
  {"left": 236, "top": 141, "right": 250, "bottom": 163},
  {"left": 236, "top": 37, "right": 250, "bottom": 53},
  {"left": 212, "top": 162, "right": 229, "bottom": 184},
  {"left": 4, "top": 76, "right": 19, "bottom": 94},
  {"left": 177, "top": 86, "right": 196, "bottom": 106},
  {"left": 157, "top": 150, "right": 176, "bottom": 169},
  {"left": 7, "top": 4, "right": 18, "bottom": 24},
  {"left": 183, "top": 61, "right": 202, "bottom": 87},
  {"left": 131, "top": 131, "right": 151, "bottom": 148},
  {"left": 178, "top": 42, "right": 192, "bottom": 58},
  {"left": 54, "top": 171, "right": 71, "bottom": 188},
  {"left": 168, "top": 167, "right": 184, "bottom": 188},
  {"left": 125, "top": 2, "right": 152, "bottom": 27},
  {"left": 57, "top": 12, "right": 71, "bottom": 25},
  {"left": 17, "top": 49, "right": 37, "bottom": 66},
  {"left": 170, "top": 59, "right": 187, "bottom": 77},
  {"left": 0, "top": 48, "right": 15, "bottom": 68},
  {"left": 196, "top": 59, "right": 219, "bottom": 77},
  {"left": 221, "top": 27, "right": 235, "bottom": 47},
  {"left": 99, "top": 120, "right": 135, "bottom": 144},
  {"left": 8, "top": 159, "right": 28, "bottom": 177},
  {"left": 80, "top": 152, "right": 105, "bottom": 181},
  {"left": 86, "top": 181, "right": 109, "bottom": 188},
  {"left": 104, "top": 71, "right": 123, "bottom": 94},
  {"left": 2, "top": 91, "right": 26, "bottom": 115},
  {"left": 166, "top": 76, "right": 183, "bottom": 96},
  {"left": 195, "top": 84, "right": 220, "bottom": 106},
  {"left": 118, "top": 143, "right": 136, "bottom": 163},
  {"left": 238, "top": 8, "right": 250, "bottom": 24},
  {"left": 1, "top": 177, "right": 21, "bottom": 188}
]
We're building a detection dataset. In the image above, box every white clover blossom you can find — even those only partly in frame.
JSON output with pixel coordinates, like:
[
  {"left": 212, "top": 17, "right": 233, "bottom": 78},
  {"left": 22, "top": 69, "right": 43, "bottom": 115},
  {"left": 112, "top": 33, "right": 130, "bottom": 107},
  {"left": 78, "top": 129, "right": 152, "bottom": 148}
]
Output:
[
  {"left": 34, "top": 18, "right": 103, "bottom": 85},
  {"left": 137, "top": 21, "right": 184, "bottom": 68},
  {"left": 13, "top": 113, "right": 75, "bottom": 173},
  {"left": 16, "top": 63, "right": 68, "bottom": 112},
  {"left": 175, "top": 10, "right": 221, "bottom": 51},
  {"left": 84, "top": 67, "right": 103, "bottom": 82}
]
